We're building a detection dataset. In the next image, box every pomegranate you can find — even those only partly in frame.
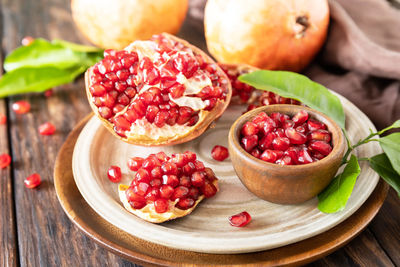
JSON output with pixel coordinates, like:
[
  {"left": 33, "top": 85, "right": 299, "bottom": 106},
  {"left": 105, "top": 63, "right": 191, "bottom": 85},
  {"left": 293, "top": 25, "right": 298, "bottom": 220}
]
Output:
[
  {"left": 38, "top": 122, "right": 56, "bottom": 135},
  {"left": 118, "top": 151, "right": 219, "bottom": 223},
  {"left": 12, "top": 100, "right": 30, "bottom": 114},
  {"left": 219, "top": 64, "right": 301, "bottom": 110},
  {"left": 107, "top": 165, "right": 122, "bottom": 183},
  {"left": 0, "top": 153, "right": 11, "bottom": 169},
  {"left": 205, "top": 0, "right": 329, "bottom": 72},
  {"left": 211, "top": 145, "right": 229, "bottom": 161},
  {"left": 0, "top": 114, "right": 6, "bottom": 124},
  {"left": 229, "top": 211, "right": 252, "bottom": 227},
  {"left": 24, "top": 173, "right": 41, "bottom": 189},
  {"left": 86, "top": 33, "right": 231, "bottom": 146},
  {"left": 240, "top": 110, "right": 332, "bottom": 165},
  {"left": 71, "top": 0, "right": 188, "bottom": 49}
]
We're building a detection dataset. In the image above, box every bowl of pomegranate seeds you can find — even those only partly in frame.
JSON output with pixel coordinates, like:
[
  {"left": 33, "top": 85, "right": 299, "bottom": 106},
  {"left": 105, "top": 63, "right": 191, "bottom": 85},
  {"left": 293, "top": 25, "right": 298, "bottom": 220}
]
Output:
[{"left": 228, "top": 104, "right": 346, "bottom": 204}]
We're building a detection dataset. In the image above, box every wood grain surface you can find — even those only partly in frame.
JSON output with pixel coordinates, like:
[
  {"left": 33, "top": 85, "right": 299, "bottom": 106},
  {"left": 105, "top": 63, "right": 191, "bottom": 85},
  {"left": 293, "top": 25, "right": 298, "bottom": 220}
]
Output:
[{"left": 0, "top": 0, "right": 399, "bottom": 266}]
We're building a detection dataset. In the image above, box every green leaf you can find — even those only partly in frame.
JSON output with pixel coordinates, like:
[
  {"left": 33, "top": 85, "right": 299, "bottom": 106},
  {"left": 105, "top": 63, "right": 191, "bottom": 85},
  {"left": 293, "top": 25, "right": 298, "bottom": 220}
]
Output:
[
  {"left": 0, "top": 66, "right": 85, "bottom": 97},
  {"left": 318, "top": 155, "right": 360, "bottom": 213},
  {"left": 4, "top": 38, "right": 103, "bottom": 72},
  {"left": 378, "top": 120, "right": 400, "bottom": 135},
  {"left": 369, "top": 153, "right": 400, "bottom": 197},
  {"left": 379, "top": 133, "right": 400, "bottom": 175},
  {"left": 239, "top": 70, "right": 346, "bottom": 129},
  {"left": 52, "top": 39, "right": 103, "bottom": 53}
]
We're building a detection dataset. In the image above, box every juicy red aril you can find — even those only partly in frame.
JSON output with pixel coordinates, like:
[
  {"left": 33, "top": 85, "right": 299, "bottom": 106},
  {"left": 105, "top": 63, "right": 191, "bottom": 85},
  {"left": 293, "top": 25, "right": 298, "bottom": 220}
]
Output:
[
  {"left": 176, "top": 197, "right": 195, "bottom": 210},
  {"left": 24, "top": 173, "right": 41, "bottom": 189},
  {"left": 38, "top": 122, "right": 56, "bottom": 135},
  {"left": 154, "top": 199, "right": 169, "bottom": 213},
  {"left": 135, "top": 168, "right": 151, "bottom": 183},
  {"left": 0, "top": 114, "right": 6, "bottom": 124},
  {"left": 202, "top": 180, "right": 217, "bottom": 198},
  {"left": 0, "top": 153, "right": 11, "bottom": 169},
  {"left": 241, "top": 135, "right": 258, "bottom": 152},
  {"left": 107, "top": 165, "right": 122, "bottom": 183},
  {"left": 172, "top": 186, "right": 189, "bottom": 200},
  {"left": 162, "top": 174, "right": 179, "bottom": 187},
  {"left": 239, "top": 111, "right": 332, "bottom": 165},
  {"left": 12, "top": 100, "right": 31, "bottom": 114},
  {"left": 211, "top": 145, "right": 229, "bottom": 161},
  {"left": 161, "top": 162, "right": 178, "bottom": 175},
  {"left": 128, "top": 157, "right": 144, "bottom": 171},
  {"left": 191, "top": 171, "right": 206, "bottom": 187},
  {"left": 228, "top": 211, "right": 251, "bottom": 227}
]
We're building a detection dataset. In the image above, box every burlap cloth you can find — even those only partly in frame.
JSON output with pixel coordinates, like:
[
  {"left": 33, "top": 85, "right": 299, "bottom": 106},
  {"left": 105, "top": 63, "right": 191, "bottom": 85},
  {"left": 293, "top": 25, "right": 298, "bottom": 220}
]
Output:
[{"left": 186, "top": 0, "right": 400, "bottom": 130}]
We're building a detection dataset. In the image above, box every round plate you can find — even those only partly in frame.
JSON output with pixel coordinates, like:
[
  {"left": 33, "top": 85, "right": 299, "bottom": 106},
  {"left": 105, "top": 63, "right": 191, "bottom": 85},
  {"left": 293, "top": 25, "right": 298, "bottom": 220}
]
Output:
[
  {"left": 54, "top": 114, "right": 388, "bottom": 266},
  {"left": 72, "top": 95, "right": 381, "bottom": 254}
]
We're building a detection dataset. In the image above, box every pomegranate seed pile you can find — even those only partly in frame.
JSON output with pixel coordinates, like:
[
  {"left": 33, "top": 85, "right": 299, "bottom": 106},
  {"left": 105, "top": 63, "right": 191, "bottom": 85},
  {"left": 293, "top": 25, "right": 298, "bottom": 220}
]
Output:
[
  {"left": 219, "top": 64, "right": 300, "bottom": 109},
  {"left": 125, "top": 151, "right": 218, "bottom": 213},
  {"left": 89, "top": 34, "right": 229, "bottom": 138},
  {"left": 240, "top": 110, "right": 333, "bottom": 165}
]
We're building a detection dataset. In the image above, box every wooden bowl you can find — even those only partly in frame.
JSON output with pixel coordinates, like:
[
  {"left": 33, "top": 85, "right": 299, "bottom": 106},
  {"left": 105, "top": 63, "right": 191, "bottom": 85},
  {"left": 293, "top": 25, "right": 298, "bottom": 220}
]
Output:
[{"left": 228, "top": 104, "right": 346, "bottom": 204}]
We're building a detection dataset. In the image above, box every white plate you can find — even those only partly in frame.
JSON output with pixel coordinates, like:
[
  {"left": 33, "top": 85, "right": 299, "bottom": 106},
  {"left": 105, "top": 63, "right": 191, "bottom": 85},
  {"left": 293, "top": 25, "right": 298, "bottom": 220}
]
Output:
[{"left": 72, "top": 95, "right": 380, "bottom": 254}]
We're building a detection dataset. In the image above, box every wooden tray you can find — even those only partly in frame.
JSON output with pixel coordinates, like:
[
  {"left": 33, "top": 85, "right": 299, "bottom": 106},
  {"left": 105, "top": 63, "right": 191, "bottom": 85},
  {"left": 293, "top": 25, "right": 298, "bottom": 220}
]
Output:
[{"left": 54, "top": 114, "right": 389, "bottom": 266}]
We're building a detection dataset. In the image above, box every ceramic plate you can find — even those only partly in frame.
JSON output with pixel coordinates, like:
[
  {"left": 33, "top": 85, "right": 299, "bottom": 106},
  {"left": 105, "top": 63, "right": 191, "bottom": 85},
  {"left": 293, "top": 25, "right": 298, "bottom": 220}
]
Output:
[{"left": 72, "top": 95, "right": 380, "bottom": 254}]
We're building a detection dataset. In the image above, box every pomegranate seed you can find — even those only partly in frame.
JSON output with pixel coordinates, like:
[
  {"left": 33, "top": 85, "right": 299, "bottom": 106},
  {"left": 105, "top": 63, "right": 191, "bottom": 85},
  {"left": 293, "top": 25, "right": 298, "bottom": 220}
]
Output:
[
  {"left": 44, "top": 89, "right": 53, "bottom": 97},
  {"left": 260, "top": 149, "right": 278, "bottom": 163},
  {"left": 259, "top": 132, "right": 275, "bottom": 150},
  {"left": 150, "top": 166, "right": 163, "bottom": 179},
  {"left": 188, "top": 187, "right": 200, "bottom": 200},
  {"left": 169, "top": 84, "right": 186, "bottom": 99},
  {"left": 0, "top": 153, "right": 11, "bottom": 168},
  {"left": 182, "top": 162, "right": 196, "bottom": 175},
  {"left": 241, "top": 135, "right": 258, "bottom": 152},
  {"left": 114, "top": 115, "right": 131, "bottom": 130},
  {"left": 0, "top": 114, "right": 6, "bottom": 125},
  {"left": 250, "top": 148, "right": 261, "bottom": 158},
  {"left": 276, "top": 155, "right": 293, "bottom": 165},
  {"left": 154, "top": 199, "right": 169, "bottom": 213},
  {"left": 184, "top": 151, "right": 197, "bottom": 162},
  {"left": 38, "top": 122, "right": 56, "bottom": 135},
  {"left": 191, "top": 171, "right": 206, "bottom": 187},
  {"left": 21, "top": 36, "right": 34, "bottom": 46},
  {"left": 161, "top": 162, "right": 178, "bottom": 175},
  {"left": 272, "top": 137, "right": 290, "bottom": 151},
  {"left": 285, "top": 128, "right": 306, "bottom": 145},
  {"left": 12, "top": 100, "right": 31, "bottom": 114},
  {"left": 107, "top": 165, "right": 122, "bottom": 182},
  {"left": 154, "top": 110, "right": 169, "bottom": 128},
  {"left": 202, "top": 180, "right": 217, "bottom": 198},
  {"left": 135, "top": 168, "right": 151, "bottom": 183},
  {"left": 211, "top": 145, "right": 229, "bottom": 161},
  {"left": 241, "top": 122, "right": 259, "bottom": 136},
  {"left": 179, "top": 175, "right": 191, "bottom": 187},
  {"left": 176, "top": 197, "right": 195, "bottom": 210},
  {"left": 310, "top": 141, "right": 332, "bottom": 156},
  {"left": 297, "top": 150, "right": 313, "bottom": 164},
  {"left": 308, "top": 130, "right": 331, "bottom": 142},
  {"left": 194, "top": 160, "right": 205, "bottom": 171},
  {"left": 127, "top": 157, "right": 144, "bottom": 171},
  {"left": 228, "top": 211, "right": 251, "bottom": 227},
  {"left": 292, "top": 110, "right": 308, "bottom": 125},
  {"left": 308, "top": 119, "right": 327, "bottom": 131},
  {"left": 159, "top": 184, "right": 174, "bottom": 199},
  {"left": 145, "top": 187, "right": 160, "bottom": 201},
  {"left": 24, "top": 173, "right": 41, "bottom": 189},
  {"left": 89, "top": 84, "right": 106, "bottom": 96},
  {"left": 162, "top": 174, "right": 179, "bottom": 187},
  {"left": 172, "top": 185, "right": 189, "bottom": 200}
]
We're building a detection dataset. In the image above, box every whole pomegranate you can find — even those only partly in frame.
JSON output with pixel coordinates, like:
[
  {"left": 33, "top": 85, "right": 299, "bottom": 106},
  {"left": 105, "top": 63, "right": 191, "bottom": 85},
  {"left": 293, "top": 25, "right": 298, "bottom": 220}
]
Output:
[
  {"left": 205, "top": 0, "right": 329, "bottom": 72},
  {"left": 85, "top": 33, "right": 231, "bottom": 146},
  {"left": 71, "top": 0, "right": 188, "bottom": 49}
]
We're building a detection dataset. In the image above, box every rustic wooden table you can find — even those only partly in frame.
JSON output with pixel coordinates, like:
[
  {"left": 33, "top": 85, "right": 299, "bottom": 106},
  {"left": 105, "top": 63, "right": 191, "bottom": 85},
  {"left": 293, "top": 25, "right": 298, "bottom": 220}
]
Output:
[{"left": 0, "top": 0, "right": 399, "bottom": 266}]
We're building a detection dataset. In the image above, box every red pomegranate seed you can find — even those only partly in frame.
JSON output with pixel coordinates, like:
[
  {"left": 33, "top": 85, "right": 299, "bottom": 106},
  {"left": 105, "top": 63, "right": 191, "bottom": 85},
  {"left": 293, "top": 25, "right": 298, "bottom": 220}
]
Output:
[
  {"left": 135, "top": 168, "right": 151, "bottom": 183},
  {"left": 0, "top": 153, "right": 11, "bottom": 169},
  {"left": 145, "top": 187, "right": 160, "bottom": 201},
  {"left": 292, "top": 110, "right": 308, "bottom": 125},
  {"left": 259, "top": 132, "right": 275, "bottom": 150},
  {"left": 172, "top": 185, "right": 189, "bottom": 200},
  {"left": 184, "top": 151, "right": 197, "bottom": 162},
  {"left": 107, "top": 165, "right": 122, "bottom": 182},
  {"left": 297, "top": 150, "right": 313, "bottom": 164},
  {"left": 202, "top": 180, "right": 217, "bottom": 198},
  {"left": 308, "top": 129, "right": 331, "bottom": 142},
  {"left": 191, "top": 171, "right": 206, "bottom": 187},
  {"left": 241, "top": 135, "right": 258, "bottom": 152},
  {"left": 276, "top": 155, "right": 293, "bottom": 165},
  {"left": 44, "top": 89, "right": 53, "bottom": 97},
  {"left": 182, "top": 162, "right": 196, "bottom": 175},
  {"left": 38, "top": 122, "right": 56, "bottom": 135},
  {"left": 228, "top": 211, "right": 251, "bottom": 227},
  {"left": 260, "top": 149, "right": 278, "bottom": 163},
  {"left": 307, "top": 119, "right": 327, "bottom": 131},
  {"left": 24, "top": 173, "right": 41, "bottom": 189},
  {"left": 241, "top": 122, "right": 259, "bottom": 136},
  {"left": 272, "top": 137, "right": 290, "bottom": 151},
  {"left": 285, "top": 128, "right": 306, "bottom": 145},
  {"left": 250, "top": 148, "right": 261, "bottom": 158},
  {"left": 162, "top": 174, "right": 179, "bottom": 187},
  {"left": 128, "top": 157, "right": 144, "bottom": 171},
  {"left": 12, "top": 100, "right": 31, "bottom": 114},
  {"left": 161, "top": 162, "right": 178, "bottom": 175},
  {"left": 0, "top": 114, "right": 6, "bottom": 125},
  {"left": 211, "top": 145, "right": 229, "bottom": 161},
  {"left": 154, "top": 199, "right": 169, "bottom": 213},
  {"left": 159, "top": 184, "right": 174, "bottom": 199},
  {"left": 310, "top": 141, "right": 332, "bottom": 156},
  {"left": 134, "top": 182, "right": 150, "bottom": 196},
  {"left": 21, "top": 36, "right": 34, "bottom": 46},
  {"left": 176, "top": 197, "right": 195, "bottom": 210},
  {"left": 194, "top": 160, "right": 205, "bottom": 171}
]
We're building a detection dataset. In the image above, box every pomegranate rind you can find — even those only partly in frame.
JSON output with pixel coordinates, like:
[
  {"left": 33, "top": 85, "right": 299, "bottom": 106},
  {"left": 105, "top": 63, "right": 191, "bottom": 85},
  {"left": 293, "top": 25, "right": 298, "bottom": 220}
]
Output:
[
  {"left": 85, "top": 33, "right": 232, "bottom": 146},
  {"left": 118, "top": 181, "right": 219, "bottom": 223}
]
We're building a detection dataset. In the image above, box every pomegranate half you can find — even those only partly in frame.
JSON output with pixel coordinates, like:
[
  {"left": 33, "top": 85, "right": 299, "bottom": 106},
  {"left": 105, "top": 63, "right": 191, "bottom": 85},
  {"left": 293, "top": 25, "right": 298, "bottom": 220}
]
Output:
[
  {"left": 205, "top": 0, "right": 330, "bottom": 72},
  {"left": 85, "top": 33, "right": 232, "bottom": 146}
]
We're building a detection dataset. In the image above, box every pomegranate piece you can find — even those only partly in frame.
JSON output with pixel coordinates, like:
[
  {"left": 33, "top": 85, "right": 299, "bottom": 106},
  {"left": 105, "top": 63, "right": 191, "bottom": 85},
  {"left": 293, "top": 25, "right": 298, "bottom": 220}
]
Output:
[
  {"left": 120, "top": 151, "right": 219, "bottom": 220},
  {"left": 239, "top": 110, "right": 333, "bottom": 165},
  {"left": 0, "top": 153, "right": 11, "bottom": 169},
  {"left": 24, "top": 173, "right": 41, "bottom": 189},
  {"left": 12, "top": 100, "right": 31, "bottom": 114},
  {"left": 86, "top": 33, "right": 232, "bottom": 146},
  {"left": 211, "top": 145, "right": 229, "bottom": 161},
  {"left": 107, "top": 165, "right": 122, "bottom": 183},
  {"left": 228, "top": 211, "right": 252, "bottom": 227},
  {"left": 38, "top": 122, "right": 56, "bottom": 135},
  {"left": 0, "top": 114, "right": 6, "bottom": 125}
]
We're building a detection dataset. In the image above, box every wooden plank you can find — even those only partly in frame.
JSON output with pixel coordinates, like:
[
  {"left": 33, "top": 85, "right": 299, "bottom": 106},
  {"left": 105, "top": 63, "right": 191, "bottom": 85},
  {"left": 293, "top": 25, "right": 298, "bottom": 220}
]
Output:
[{"left": 1, "top": 0, "right": 139, "bottom": 265}]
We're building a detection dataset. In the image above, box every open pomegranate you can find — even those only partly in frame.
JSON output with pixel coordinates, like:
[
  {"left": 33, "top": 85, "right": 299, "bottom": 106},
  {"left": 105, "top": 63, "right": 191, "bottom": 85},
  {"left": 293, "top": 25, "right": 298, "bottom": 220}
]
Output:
[
  {"left": 219, "top": 63, "right": 301, "bottom": 110},
  {"left": 71, "top": 0, "right": 188, "bottom": 49},
  {"left": 205, "top": 0, "right": 329, "bottom": 72},
  {"left": 118, "top": 151, "right": 219, "bottom": 223},
  {"left": 85, "top": 33, "right": 231, "bottom": 146}
]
